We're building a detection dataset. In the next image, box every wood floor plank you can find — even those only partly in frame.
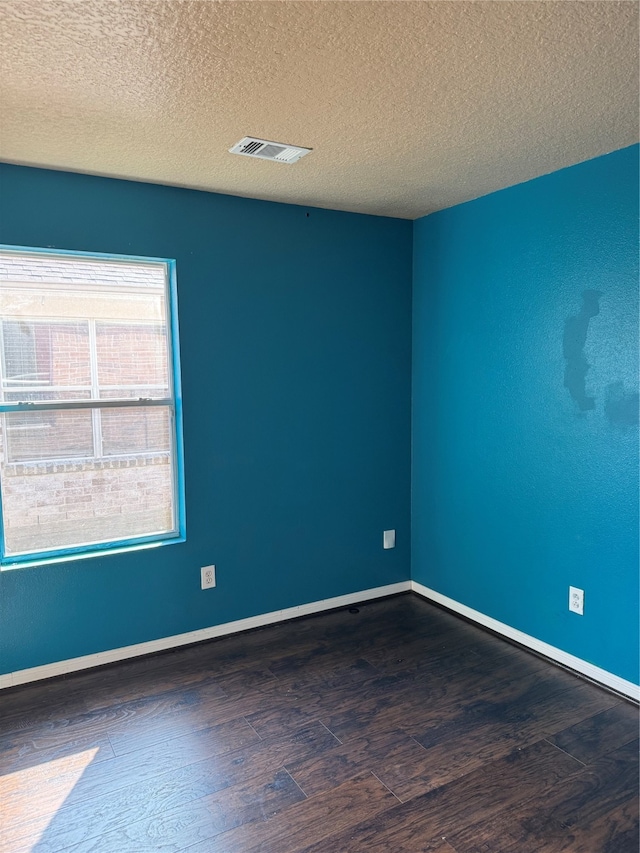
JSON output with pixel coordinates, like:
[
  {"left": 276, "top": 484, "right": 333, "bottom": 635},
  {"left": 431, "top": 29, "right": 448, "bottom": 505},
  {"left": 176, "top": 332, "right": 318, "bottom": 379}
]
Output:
[
  {"left": 547, "top": 702, "right": 639, "bottom": 764},
  {"left": 105, "top": 681, "right": 318, "bottom": 757},
  {"left": 79, "top": 664, "right": 216, "bottom": 711},
  {"left": 389, "top": 679, "right": 618, "bottom": 801},
  {"left": 0, "top": 674, "right": 229, "bottom": 772},
  {"left": 316, "top": 654, "right": 579, "bottom": 746},
  {"left": 185, "top": 772, "right": 398, "bottom": 853},
  {"left": 527, "top": 796, "right": 640, "bottom": 853},
  {"left": 67, "top": 718, "right": 334, "bottom": 813},
  {"left": 294, "top": 738, "right": 582, "bottom": 853},
  {"left": 0, "top": 715, "right": 261, "bottom": 828},
  {"left": 268, "top": 656, "right": 381, "bottom": 695},
  {"left": 243, "top": 692, "right": 327, "bottom": 740},
  {"left": 360, "top": 617, "right": 522, "bottom": 672},
  {"left": 311, "top": 663, "right": 463, "bottom": 743},
  {"left": 204, "top": 666, "right": 281, "bottom": 699},
  {"left": 0, "top": 729, "right": 115, "bottom": 777},
  {"left": 3, "top": 721, "right": 338, "bottom": 850},
  {"left": 299, "top": 833, "right": 454, "bottom": 853},
  {"left": 75, "top": 619, "right": 345, "bottom": 715},
  {"left": 285, "top": 729, "right": 428, "bottom": 797},
  {"left": 362, "top": 637, "right": 510, "bottom": 678},
  {"left": 0, "top": 682, "right": 90, "bottom": 739},
  {"left": 446, "top": 738, "right": 640, "bottom": 853},
  {"left": 18, "top": 767, "right": 306, "bottom": 853},
  {"left": 64, "top": 649, "right": 238, "bottom": 716},
  {"left": 418, "top": 668, "right": 611, "bottom": 741}
]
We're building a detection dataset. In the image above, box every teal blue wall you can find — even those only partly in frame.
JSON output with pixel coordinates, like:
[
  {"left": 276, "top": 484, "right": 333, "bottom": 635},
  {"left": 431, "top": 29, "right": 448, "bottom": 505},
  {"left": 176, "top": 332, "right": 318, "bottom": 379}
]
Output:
[
  {"left": 412, "top": 145, "right": 639, "bottom": 685},
  {"left": 2, "top": 146, "right": 638, "bottom": 685},
  {"left": 0, "top": 165, "right": 413, "bottom": 674}
]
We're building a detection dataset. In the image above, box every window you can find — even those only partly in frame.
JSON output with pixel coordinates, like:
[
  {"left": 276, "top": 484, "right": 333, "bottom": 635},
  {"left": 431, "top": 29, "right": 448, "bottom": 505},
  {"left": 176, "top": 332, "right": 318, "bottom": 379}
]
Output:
[{"left": 0, "top": 247, "right": 184, "bottom": 564}]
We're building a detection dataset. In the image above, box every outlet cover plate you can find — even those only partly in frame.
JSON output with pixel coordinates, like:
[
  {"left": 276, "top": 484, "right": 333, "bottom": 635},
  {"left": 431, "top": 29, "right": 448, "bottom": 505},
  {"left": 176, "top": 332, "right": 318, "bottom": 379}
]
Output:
[
  {"left": 201, "top": 565, "right": 216, "bottom": 589},
  {"left": 383, "top": 530, "right": 396, "bottom": 549},
  {"left": 569, "top": 586, "right": 584, "bottom": 615}
]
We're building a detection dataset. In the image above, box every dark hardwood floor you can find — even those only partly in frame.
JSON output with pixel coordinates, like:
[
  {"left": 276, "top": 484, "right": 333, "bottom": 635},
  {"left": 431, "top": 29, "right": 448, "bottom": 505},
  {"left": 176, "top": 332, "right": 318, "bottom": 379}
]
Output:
[{"left": 1, "top": 593, "right": 638, "bottom": 853}]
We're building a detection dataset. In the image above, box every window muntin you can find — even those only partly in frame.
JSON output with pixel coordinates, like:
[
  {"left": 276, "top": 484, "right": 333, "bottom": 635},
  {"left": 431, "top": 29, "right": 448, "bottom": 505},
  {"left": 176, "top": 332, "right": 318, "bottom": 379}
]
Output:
[{"left": 0, "top": 247, "right": 184, "bottom": 563}]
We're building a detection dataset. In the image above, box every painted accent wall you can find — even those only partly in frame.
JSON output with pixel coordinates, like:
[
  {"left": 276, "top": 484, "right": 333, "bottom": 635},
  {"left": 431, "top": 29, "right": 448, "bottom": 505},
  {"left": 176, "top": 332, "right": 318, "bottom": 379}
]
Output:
[
  {"left": 1, "top": 146, "right": 637, "bottom": 687},
  {"left": 412, "top": 145, "right": 639, "bottom": 685},
  {"left": 0, "top": 164, "right": 413, "bottom": 675}
]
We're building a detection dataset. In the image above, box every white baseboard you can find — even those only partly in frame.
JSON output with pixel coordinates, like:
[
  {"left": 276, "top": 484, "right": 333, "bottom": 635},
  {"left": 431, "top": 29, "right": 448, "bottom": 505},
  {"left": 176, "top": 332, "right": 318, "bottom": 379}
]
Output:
[
  {"left": 3, "top": 579, "right": 637, "bottom": 702},
  {"left": 411, "top": 581, "right": 640, "bottom": 702},
  {"left": 0, "top": 581, "right": 411, "bottom": 691}
]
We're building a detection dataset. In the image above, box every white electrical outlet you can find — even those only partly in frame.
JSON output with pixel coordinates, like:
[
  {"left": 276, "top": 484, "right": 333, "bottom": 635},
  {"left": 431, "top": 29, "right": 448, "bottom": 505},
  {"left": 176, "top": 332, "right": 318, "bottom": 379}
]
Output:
[
  {"left": 383, "top": 529, "right": 396, "bottom": 549},
  {"left": 201, "top": 565, "right": 216, "bottom": 589},
  {"left": 569, "top": 586, "right": 584, "bottom": 615}
]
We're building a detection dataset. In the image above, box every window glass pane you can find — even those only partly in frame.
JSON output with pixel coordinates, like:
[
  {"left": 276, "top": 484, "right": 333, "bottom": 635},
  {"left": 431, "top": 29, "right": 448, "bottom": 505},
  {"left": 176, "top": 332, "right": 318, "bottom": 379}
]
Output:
[
  {"left": 0, "top": 253, "right": 169, "bottom": 404},
  {"left": 0, "top": 437, "right": 176, "bottom": 557},
  {"left": 2, "top": 321, "right": 38, "bottom": 383},
  {"left": 96, "top": 323, "right": 169, "bottom": 399},
  {"left": 1, "top": 321, "right": 91, "bottom": 401},
  {"left": 3, "top": 409, "right": 94, "bottom": 462},
  {"left": 101, "top": 405, "right": 171, "bottom": 456}
]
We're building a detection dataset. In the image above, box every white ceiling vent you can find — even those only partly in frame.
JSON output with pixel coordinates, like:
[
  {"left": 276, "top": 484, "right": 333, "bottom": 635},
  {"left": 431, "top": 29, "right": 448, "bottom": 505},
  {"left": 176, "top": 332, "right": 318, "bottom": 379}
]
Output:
[{"left": 229, "top": 137, "right": 312, "bottom": 164}]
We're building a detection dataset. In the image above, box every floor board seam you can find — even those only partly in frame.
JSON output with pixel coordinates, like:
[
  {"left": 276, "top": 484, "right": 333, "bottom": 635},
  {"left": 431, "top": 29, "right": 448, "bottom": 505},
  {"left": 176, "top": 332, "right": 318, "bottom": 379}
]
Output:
[
  {"left": 318, "top": 719, "right": 343, "bottom": 744},
  {"left": 370, "top": 769, "right": 403, "bottom": 802},
  {"left": 542, "top": 736, "right": 587, "bottom": 767},
  {"left": 281, "top": 764, "right": 310, "bottom": 800},
  {"left": 243, "top": 715, "right": 264, "bottom": 741}
]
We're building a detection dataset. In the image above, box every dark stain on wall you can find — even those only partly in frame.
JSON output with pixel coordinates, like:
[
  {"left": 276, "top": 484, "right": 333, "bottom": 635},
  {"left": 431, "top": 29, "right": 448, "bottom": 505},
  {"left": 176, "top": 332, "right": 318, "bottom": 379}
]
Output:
[
  {"left": 605, "top": 381, "right": 639, "bottom": 426},
  {"left": 563, "top": 290, "right": 602, "bottom": 411}
]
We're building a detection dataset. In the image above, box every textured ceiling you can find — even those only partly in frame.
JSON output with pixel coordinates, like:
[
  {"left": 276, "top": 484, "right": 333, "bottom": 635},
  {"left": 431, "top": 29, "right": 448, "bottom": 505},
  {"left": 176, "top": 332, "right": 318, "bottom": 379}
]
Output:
[{"left": 0, "top": 1, "right": 638, "bottom": 219}]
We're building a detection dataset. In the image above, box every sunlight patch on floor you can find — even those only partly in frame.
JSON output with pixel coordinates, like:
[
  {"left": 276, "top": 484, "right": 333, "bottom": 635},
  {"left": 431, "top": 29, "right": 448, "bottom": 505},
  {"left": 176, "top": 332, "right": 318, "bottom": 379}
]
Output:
[{"left": 0, "top": 747, "right": 99, "bottom": 853}]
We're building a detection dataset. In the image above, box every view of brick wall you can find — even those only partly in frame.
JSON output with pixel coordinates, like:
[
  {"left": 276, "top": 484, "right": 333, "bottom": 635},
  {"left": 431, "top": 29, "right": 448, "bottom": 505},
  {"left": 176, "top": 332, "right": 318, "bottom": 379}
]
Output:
[
  {"left": 0, "top": 251, "right": 176, "bottom": 557},
  {"left": 2, "top": 456, "right": 173, "bottom": 554},
  {"left": 97, "top": 323, "right": 168, "bottom": 393},
  {"left": 47, "top": 322, "right": 90, "bottom": 389}
]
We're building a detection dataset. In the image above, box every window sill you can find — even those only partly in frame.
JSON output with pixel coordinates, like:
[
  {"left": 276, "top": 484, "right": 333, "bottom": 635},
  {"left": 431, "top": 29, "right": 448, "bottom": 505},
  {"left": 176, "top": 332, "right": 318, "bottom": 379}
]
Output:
[{"left": 0, "top": 533, "right": 185, "bottom": 570}]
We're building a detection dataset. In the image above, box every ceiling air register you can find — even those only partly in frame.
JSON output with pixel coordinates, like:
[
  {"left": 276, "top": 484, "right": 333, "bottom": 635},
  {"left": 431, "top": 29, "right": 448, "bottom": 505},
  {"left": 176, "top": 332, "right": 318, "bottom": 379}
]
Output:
[{"left": 229, "top": 137, "right": 312, "bottom": 164}]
